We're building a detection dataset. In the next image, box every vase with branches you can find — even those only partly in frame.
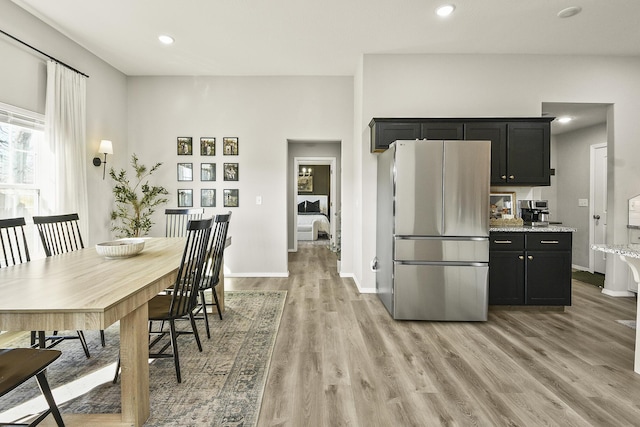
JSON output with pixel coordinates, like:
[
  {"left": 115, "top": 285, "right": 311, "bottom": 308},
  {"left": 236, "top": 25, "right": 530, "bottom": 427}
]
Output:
[{"left": 109, "top": 154, "right": 169, "bottom": 237}]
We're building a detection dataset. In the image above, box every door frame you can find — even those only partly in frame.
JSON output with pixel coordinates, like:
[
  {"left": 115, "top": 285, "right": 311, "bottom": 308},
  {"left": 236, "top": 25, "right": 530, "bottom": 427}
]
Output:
[
  {"left": 293, "top": 156, "right": 337, "bottom": 252},
  {"left": 589, "top": 142, "right": 607, "bottom": 273}
]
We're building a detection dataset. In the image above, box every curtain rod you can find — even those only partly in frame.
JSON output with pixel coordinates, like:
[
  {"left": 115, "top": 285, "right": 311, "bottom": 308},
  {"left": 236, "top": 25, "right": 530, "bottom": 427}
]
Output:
[{"left": 0, "top": 28, "right": 89, "bottom": 78}]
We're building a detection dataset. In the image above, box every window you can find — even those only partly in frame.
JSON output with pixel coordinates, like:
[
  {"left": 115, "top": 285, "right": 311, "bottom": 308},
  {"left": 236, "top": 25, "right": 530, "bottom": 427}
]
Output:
[{"left": 0, "top": 102, "right": 44, "bottom": 220}]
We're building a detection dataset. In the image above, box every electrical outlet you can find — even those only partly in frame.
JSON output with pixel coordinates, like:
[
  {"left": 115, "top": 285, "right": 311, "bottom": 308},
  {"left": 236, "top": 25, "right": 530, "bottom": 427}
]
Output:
[{"left": 578, "top": 198, "right": 589, "bottom": 207}]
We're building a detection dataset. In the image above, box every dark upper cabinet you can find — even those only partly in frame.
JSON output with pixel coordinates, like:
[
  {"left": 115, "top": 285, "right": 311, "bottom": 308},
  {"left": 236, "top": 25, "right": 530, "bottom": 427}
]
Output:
[
  {"left": 506, "top": 121, "right": 551, "bottom": 186},
  {"left": 421, "top": 121, "right": 464, "bottom": 140},
  {"left": 370, "top": 117, "right": 553, "bottom": 186},
  {"left": 464, "top": 122, "right": 507, "bottom": 186},
  {"left": 370, "top": 120, "right": 421, "bottom": 152}
]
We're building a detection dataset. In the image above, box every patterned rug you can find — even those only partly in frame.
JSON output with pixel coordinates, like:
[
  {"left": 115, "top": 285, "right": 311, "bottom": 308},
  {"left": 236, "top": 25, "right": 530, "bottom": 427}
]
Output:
[{"left": 0, "top": 290, "right": 286, "bottom": 426}]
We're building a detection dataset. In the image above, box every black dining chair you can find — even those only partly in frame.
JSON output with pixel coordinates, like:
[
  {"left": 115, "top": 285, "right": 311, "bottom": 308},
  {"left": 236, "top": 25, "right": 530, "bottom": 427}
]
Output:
[
  {"left": 32, "top": 213, "right": 105, "bottom": 357},
  {"left": 0, "top": 348, "right": 65, "bottom": 426},
  {"left": 165, "top": 208, "right": 205, "bottom": 237},
  {"left": 0, "top": 217, "right": 31, "bottom": 269},
  {"left": 193, "top": 212, "right": 231, "bottom": 339},
  {"left": 114, "top": 217, "right": 213, "bottom": 384}
]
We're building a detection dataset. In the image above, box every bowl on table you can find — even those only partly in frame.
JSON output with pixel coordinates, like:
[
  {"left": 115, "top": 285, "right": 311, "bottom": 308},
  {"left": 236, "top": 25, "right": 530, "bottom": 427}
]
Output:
[{"left": 95, "top": 238, "right": 145, "bottom": 259}]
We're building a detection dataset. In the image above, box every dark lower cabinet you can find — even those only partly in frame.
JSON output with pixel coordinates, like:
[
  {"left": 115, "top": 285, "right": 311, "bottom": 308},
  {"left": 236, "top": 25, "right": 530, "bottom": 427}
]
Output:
[{"left": 489, "top": 232, "right": 572, "bottom": 306}]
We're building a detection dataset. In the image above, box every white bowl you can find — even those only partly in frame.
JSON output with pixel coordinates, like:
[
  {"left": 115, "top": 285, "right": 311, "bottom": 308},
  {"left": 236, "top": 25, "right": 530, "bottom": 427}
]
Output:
[{"left": 96, "top": 238, "right": 145, "bottom": 259}]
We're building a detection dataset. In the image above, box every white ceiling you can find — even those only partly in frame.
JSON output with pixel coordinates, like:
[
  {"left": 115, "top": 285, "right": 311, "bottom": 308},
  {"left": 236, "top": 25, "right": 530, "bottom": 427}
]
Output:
[
  {"left": 11, "top": 0, "right": 640, "bottom": 77},
  {"left": 543, "top": 102, "right": 609, "bottom": 135}
]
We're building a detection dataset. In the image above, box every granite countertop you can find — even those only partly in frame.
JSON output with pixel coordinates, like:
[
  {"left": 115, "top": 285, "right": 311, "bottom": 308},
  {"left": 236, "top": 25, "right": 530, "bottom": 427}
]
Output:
[
  {"left": 591, "top": 243, "right": 640, "bottom": 259},
  {"left": 490, "top": 225, "right": 577, "bottom": 233}
]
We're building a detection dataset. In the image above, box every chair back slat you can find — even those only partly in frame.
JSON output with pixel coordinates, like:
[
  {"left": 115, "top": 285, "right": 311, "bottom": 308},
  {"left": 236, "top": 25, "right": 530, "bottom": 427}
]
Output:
[
  {"left": 32, "top": 213, "right": 84, "bottom": 257},
  {"left": 169, "top": 217, "right": 212, "bottom": 317},
  {"left": 165, "top": 208, "right": 205, "bottom": 237},
  {"left": 202, "top": 212, "right": 232, "bottom": 290},
  {"left": 0, "top": 217, "right": 30, "bottom": 268}
]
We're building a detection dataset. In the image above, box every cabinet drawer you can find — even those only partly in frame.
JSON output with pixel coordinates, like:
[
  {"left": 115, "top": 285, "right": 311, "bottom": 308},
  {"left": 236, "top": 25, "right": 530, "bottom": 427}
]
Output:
[
  {"left": 490, "top": 233, "right": 524, "bottom": 250},
  {"left": 526, "top": 233, "right": 572, "bottom": 251}
]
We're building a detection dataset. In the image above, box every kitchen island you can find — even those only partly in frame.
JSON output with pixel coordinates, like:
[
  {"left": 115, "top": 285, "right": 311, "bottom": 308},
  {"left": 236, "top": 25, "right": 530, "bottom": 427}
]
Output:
[
  {"left": 591, "top": 243, "right": 640, "bottom": 374},
  {"left": 489, "top": 226, "right": 576, "bottom": 306}
]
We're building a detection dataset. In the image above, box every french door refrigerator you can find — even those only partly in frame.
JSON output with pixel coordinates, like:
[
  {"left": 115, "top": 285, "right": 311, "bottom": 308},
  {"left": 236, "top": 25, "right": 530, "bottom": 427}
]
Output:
[{"left": 376, "top": 139, "right": 491, "bottom": 321}]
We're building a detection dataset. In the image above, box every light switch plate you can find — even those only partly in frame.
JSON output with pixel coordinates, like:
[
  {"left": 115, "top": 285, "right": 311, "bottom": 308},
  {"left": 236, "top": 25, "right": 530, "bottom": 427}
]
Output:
[
  {"left": 578, "top": 198, "right": 589, "bottom": 207},
  {"left": 256, "top": 196, "right": 262, "bottom": 205}
]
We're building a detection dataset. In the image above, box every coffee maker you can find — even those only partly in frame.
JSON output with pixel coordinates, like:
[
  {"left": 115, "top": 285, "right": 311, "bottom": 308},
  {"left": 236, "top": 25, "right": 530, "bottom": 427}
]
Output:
[{"left": 519, "top": 200, "right": 550, "bottom": 227}]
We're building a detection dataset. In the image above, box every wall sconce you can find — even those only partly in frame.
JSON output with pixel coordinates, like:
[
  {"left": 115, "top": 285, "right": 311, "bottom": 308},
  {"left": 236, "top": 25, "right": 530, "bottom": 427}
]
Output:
[
  {"left": 299, "top": 167, "right": 313, "bottom": 177},
  {"left": 92, "top": 139, "right": 113, "bottom": 180}
]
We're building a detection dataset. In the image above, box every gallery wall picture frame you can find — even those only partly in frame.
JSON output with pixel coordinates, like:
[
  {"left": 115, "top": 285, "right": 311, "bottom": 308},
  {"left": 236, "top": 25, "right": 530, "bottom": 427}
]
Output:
[
  {"left": 201, "top": 163, "right": 216, "bottom": 181},
  {"left": 200, "top": 137, "right": 216, "bottom": 156},
  {"left": 223, "top": 163, "right": 239, "bottom": 181},
  {"left": 177, "top": 137, "right": 193, "bottom": 155},
  {"left": 178, "top": 189, "right": 193, "bottom": 207},
  {"left": 223, "top": 137, "right": 238, "bottom": 155},
  {"left": 298, "top": 175, "right": 313, "bottom": 193},
  {"left": 177, "top": 163, "right": 193, "bottom": 181},
  {"left": 490, "top": 192, "right": 516, "bottom": 219},
  {"left": 201, "top": 189, "right": 216, "bottom": 207},
  {"left": 223, "top": 189, "right": 239, "bottom": 207}
]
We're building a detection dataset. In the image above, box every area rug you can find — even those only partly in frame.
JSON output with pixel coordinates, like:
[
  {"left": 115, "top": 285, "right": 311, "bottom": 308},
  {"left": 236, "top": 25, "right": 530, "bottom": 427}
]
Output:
[
  {"left": 616, "top": 319, "right": 637, "bottom": 330},
  {"left": 572, "top": 270, "right": 605, "bottom": 288},
  {"left": 0, "top": 290, "right": 286, "bottom": 426}
]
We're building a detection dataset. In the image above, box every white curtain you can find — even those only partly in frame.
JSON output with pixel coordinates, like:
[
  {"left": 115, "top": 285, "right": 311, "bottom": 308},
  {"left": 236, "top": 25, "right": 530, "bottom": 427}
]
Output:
[{"left": 43, "top": 60, "right": 89, "bottom": 239}]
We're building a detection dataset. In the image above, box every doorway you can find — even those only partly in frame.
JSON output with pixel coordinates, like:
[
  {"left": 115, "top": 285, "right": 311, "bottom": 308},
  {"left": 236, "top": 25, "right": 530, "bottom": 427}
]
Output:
[{"left": 590, "top": 143, "right": 607, "bottom": 274}]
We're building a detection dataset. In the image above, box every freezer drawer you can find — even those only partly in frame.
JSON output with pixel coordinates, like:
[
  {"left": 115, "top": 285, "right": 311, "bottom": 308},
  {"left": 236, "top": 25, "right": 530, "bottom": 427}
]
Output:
[
  {"left": 395, "top": 237, "right": 488, "bottom": 263},
  {"left": 393, "top": 263, "right": 488, "bottom": 321}
]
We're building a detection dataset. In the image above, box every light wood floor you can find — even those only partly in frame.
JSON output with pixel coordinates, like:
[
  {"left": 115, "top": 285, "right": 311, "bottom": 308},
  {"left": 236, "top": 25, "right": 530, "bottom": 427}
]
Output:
[{"left": 228, "top": 242, "right": 640, "bottom": 427}]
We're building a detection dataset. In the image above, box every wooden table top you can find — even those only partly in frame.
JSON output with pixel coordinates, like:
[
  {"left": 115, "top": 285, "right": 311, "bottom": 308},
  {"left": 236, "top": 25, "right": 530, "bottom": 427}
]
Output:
[{"left": 0, "top": 237, "right": 186, "bottom": 331}]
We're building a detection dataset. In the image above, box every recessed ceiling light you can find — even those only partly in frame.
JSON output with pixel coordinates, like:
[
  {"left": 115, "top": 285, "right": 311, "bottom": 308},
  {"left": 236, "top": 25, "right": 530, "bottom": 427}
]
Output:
[
  {"left": 436, "top": 4, "right": 456, "bottom": 17},
  {"left": 158, "top": 35, "right": 175, "bottom": 45},
  {"left": 557, "top": 6, "right": 582, "bottom": 18},
  {"left": 557, "top": 116, "right": 572, "bottom": 124}
]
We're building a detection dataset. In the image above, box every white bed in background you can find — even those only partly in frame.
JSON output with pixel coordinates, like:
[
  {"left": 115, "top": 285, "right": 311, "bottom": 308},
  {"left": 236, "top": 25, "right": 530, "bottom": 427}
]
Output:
[{"left": 297, "top": 195, "right": 330, "bottom": 241}]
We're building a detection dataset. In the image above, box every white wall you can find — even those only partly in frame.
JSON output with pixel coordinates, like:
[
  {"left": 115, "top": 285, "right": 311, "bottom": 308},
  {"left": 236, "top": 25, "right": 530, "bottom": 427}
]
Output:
[
  {"left": 0, "top": 1, "right": 128, "bottom": 247},
  {"left": 357, "top": 54, "right": 640, "bottom": 294},
  {"left": 126, "top": 76, "right": 353, "bottom": 276}
]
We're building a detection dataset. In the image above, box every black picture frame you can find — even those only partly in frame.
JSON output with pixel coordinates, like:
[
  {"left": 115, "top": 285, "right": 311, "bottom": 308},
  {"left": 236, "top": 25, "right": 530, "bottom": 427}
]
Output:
[
  {"left": 223, "top": 189, "right": 239, "bottom": 207},
  {"left": 201, "top": 189, "right": 216, "bottom": 207},
  {"left": 223, "top": 137, "right": 238, "bottom": 155},
  {"left": 223, "top": 163, "right": 239, "bottom": 181},
  {"left": 177, "top": 137, "right": 193, "bottom": 155},
  {"left": 201, "top": 163, "right": 216, "bottom": 181},
  {"left": 177, "top": 189, "right": 193, "bottom": 207},
  {"left": 177, "top": 163, "right": 193, "bottom": 181},
  {"left": 200, "top": 137, "right": 216, "bottom": 156}
]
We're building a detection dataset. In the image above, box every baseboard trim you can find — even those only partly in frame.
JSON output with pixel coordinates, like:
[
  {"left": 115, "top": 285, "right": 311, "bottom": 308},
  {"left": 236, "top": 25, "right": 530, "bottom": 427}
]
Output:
[
  {"left": 601, "top": 288, "right": 636, "bottom": 298},
  {"left": 572, "top": 264, "right": 591, "bottom": 272},
  {"left": 340, "top": 272, "right": 376, "bottom": 293}
]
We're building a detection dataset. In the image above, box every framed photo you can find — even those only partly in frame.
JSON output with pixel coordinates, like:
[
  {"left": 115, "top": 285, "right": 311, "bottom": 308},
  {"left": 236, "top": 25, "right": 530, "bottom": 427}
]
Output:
[
  {"left": 177, "top": 137, "right": 193, "bottom": 155},
  {"left": 177, "top": 163, "right": 193, "bottom": 181},
  {"left": 200, "top": 137, "right": 216, "bottom": 156},
  {"left": 490, "top": 192, "right": 516, "bottom": 219},
  {"left": 201, "top": 189, "right": 216, "bottom": 207},
  {"left": 223, "top": 189, "right": 239, "bottom": 207},
  {"left": 223, "top": 137, "right": 238, "bottom": 155},
  {"left": 177, "top": 189, "right": 193, "bottom": 207},
  {"left": 201, "top": 163, "right": 216, "bottom": 181},
  {"left": 298, "top": 175, "right": 313, "bottom": 193},
  {"left": 223, "top": 163, "right": 239, "bottom": 181}
]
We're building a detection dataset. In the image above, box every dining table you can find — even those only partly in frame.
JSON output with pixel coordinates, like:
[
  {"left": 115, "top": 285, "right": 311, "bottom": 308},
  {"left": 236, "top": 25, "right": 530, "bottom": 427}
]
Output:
[{"left": 0, "top": 236, "right": 227, "bottom": 426}]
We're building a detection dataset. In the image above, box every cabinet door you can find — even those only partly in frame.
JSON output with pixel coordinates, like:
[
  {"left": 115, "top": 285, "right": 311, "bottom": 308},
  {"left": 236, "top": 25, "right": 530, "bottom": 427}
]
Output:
[
  {"left": 421, "top": 121, "right": 464, "bottom": 140},
  {"left": 525, "top": 251, "right": 572, "bottom": 305},
  {"left": 506, "top": 122, "right": 550, "bottom": 185},
  {"left": 465, "top": 122, "right": 507, "bottom": 185},
  {"left": 489, "top": 250, "right": 525, "bottom": 305},
  {"left": 370, "top": 122, "right": 421, "bottom": 152}
]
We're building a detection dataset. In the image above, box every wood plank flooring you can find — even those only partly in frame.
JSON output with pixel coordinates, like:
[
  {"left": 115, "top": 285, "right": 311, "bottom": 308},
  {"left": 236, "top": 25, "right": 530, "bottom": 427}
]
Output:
[{"left": 228, "top": 242, "right": 640, "bottom": 427}]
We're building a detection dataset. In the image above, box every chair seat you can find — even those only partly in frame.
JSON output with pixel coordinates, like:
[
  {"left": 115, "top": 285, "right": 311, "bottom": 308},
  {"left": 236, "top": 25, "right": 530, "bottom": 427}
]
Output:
[
  {"left": 0, "top": 348, "right": 61, "bottom": 396},
  {"left": 148, "top": 294, "right": 192, "bottom": 320}
]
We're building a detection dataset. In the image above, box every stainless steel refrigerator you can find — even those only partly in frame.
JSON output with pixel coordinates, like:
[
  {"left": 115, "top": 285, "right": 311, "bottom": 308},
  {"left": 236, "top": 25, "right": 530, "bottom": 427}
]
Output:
[{"left": 375, "top": 139, "right": 491, "bottom": 321}]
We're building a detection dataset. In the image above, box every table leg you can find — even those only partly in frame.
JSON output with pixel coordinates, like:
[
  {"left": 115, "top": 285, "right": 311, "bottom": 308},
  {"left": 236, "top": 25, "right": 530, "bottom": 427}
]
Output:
[
  {"left": 215, "top": 255, "right": 225, "bottom": 313},
  {"left": 119, "top": 303, "right": 150, "bottom": 426}
]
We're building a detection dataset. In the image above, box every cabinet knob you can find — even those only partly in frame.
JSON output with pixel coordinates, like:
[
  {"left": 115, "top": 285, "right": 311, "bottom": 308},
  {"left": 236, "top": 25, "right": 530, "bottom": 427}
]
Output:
[
  {"left": 518, "top": 255, "right": 524, "bottom": 260},
  {"left": 528, "top": 255, "right": 534, "bottom": 260},
  {"left": 509, "top": 175, "right": 515, "bottom": 180},
  {"left": 501, "top": 175, "right": 507, "bottom": 180}
]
